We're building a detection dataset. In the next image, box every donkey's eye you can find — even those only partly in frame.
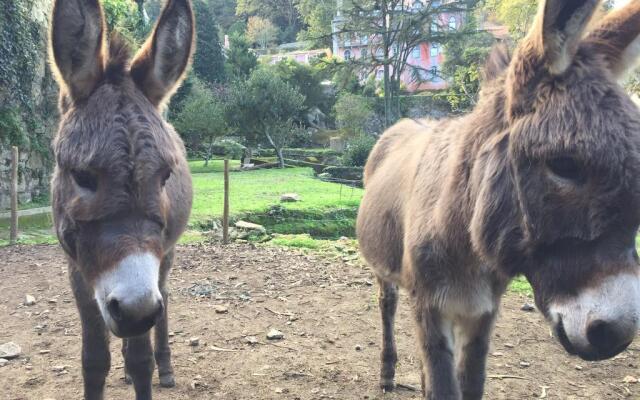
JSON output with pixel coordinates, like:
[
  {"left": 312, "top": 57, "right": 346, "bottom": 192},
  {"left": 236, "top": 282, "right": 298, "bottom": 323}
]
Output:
[
  {"left": 546, "top": 157, "right": 585, "bottom": 184},
  {"left": 161, "top": 169, "right": 172, "bottom": 187},
  {"left": 71, "top": 170, "right": 98, "bottom": 191}
]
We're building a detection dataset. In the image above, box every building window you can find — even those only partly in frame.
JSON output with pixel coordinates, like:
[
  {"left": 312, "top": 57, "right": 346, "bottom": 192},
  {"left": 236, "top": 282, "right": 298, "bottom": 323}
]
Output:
[
  {"left": 431, "top": 22, "right": 439, "bottom": 33},
  {"left": 376, "top": 48, "right": 384, "bottom": 60},
  {"left": 344, "top": 50, "right": 352, "bottom": 60},
  {"left": 412, "top": 46, "right": 421, "bottom": 59},
  {"left": 448, "top": 16, "right": 457, "bottom": 30},
  {"left": 430, "top": 43, "right": 439, "bottom": 57},
  {"left": 431, "top": 66, "right": 439, "bottom": 81}
]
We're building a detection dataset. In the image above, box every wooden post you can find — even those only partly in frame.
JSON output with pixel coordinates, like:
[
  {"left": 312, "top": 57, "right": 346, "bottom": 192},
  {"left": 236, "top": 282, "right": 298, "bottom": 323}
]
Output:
[
  {"left": 222, "top": 159, "right": 230, "bottom": 244},
  {"left": 10, "top": 146, "right": 18, "bottom": 244}
]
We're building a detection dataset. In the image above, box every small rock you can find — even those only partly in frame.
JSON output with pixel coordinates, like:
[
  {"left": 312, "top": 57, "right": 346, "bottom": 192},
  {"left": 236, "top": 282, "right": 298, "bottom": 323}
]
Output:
[
  {"left": 0, "top": 342, "right": 21, "bottom": 359},
  {"left": 39, "top": 350, "right": 50, "bottom": 354},
  {"left": 274, "top": 387, "right": 289, "bottom": 394},
  {"left": 25, "top": 295, "right": 36, "bottom": 306},
  {"left": 575, "top": 365, "right": 583, "bottom": 371},
  {"left": 0, "top": 358, "right": 8, "bottom": 367},
  {"left": 47, "top": 298, "right": 58, "bottom": 304},
  {"left": 623, "top": 375, "right": 638, "bottom": 384},
  {"left": 51, "top": 365, "right": 67, "bottom": 372},
  {"left": 520, "top": 303, "right": 535, "bottom": 312},
  {"left": 355, "top": 344, "right": 363, "bottom": 351},
  {"left": 280, "top": 193, "right": 300, "bottom": 202},
  {"left": 245, "top": 336, "right": 258, "bottom": 345},
  {"left": 491, "top": 352, "right": 504, "bottom": 357},
  {"left": 519, "top": 361, "right": 530, "bottom": 368},
  {"left": 266, "top": 329, "right": 284, "bottom": 340},
  {"left": 188, "top": 337, "right": 200, "bottom": 347},
  {"left": 235, "top": 221, "right": 266, "bottom": 233},
  {"left": 213, "top": 305, "right": 228, "bottom": 314}
]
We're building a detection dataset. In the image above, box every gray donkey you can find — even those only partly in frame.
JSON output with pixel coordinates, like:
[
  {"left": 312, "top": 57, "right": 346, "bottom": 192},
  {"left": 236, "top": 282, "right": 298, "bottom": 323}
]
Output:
[
  {"left": 357, "top": 1, "right": 640, "bottom": 399},
  {"left": 49, "top": 0, "right": 194, "bottom": 398}
]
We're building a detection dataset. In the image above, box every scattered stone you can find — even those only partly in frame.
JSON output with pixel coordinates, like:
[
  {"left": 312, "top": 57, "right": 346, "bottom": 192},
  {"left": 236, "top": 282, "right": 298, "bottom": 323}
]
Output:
[
  {"left": 519, "top": 361, "right": 530, "bottom": 368},
  {"left": 47, "top": 298, "right": 58, "bottom": 304},
  {"left": 623, "top": 375, "right": 638, "bottom": 384},
  {"left": 491, "top": 352, "right": 504, "bottom": 357},
  {"left": 235, "top": 221, "right": 266, "bottom": 233},
  {"left": 0, "top": 342, "right": 21, "bottom": 359},
  {"left": 0, "top": 358, "right": 8, "bottom": 367},
  {"left": 39, "top": 350, "right": 50, "bottom": 354},
  {"left": 188, "top": 337, "right": 200, "bottom": 347},
  {"left": 280, "top": 193, "right": 300, "bottom": 202},
  {"left": 266, "top": 329, "right": 284, "bottom": 340},
  {"left": 245, "top": 336, "right": 258, "bottom": 345},
  {"left": 25, "top": 295, "right": 36, "bottom": 306},
  {"left": 520, "top": 303, "right": 535, "bottom": 312},
  {"left": 575, "top": 365, "right": 583, "bottom": 371},
  {"left": 213, "top": 305, "right": 229, "bottom": 314},
  {"left": 355, "top": 344, "right": 363, "bottom": 351},
  {"left": 51, "top": 365, "right": 67, "bottom": 372},
  {"left": 274, "top": 387, "right": 289, "bottom": 394}
]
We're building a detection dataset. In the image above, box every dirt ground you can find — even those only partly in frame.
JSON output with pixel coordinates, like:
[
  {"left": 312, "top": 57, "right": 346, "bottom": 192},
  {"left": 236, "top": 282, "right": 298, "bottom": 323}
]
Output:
[{"left": 0, "top": 243, "right": 639, "bottom": 400}]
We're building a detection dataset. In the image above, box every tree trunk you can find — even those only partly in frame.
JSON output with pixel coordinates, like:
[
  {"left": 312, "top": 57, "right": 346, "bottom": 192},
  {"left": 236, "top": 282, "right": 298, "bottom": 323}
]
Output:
[
  {"left": 204, "top": 138, "right": 215, "bottom": 167},
  {"left": 264, "top": 130, "right": 285, "bottom": 168}
]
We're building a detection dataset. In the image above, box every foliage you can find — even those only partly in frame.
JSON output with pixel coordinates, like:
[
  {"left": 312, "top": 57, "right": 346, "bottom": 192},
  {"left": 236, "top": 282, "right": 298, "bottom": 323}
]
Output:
[
  {"left": 296, "top": 0, "right": 337, "bottom": 47},
  {"left": 226, "top": 68, "right": 305, "bottom": 167},
  {"left": 342, "top": 134, "right": 377, "bottom": 167},
  {"left": 246, "top": 16, "right": 279, "bottom": 49},
  {"left": 225, "top": 34, "right": 259, "bottom": 79},
  {"left": 103, "top": 0, "right": 146, "bottom": 46},
  {"left": 236, "top": 0, "right": 301, "bottom": 43},
  {"left": 192, "top": 0, "right": 226, "bottom": 84},
  {"left": 269, "top": 59, "right": 328, "bottom": 113},
  {"left": 334, "top": 93, "right": 374, "bottom": 137},
  {"left": 173, "top": 78, "right": 227, "bottom": 164},
  {"left": 442, "top": 16, "right": 494, "bottom": 112},
  {"left": 209, "top": 139, "right": 246, "bottom": 160},
  {"left": 483, "top": 0, "right": 536, "bottom": 40}
]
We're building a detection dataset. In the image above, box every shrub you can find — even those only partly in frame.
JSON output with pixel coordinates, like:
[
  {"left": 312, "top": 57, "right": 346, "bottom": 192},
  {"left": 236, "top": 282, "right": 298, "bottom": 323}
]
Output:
[
  {"left": 334, "top": 93, "right": 374, "bottom": 138},
  {"left": 210, "top": 139, "right": 245, "bottom": 159},
  {"left": 342, "top": 134, "right": 377, "bottom": 167}
]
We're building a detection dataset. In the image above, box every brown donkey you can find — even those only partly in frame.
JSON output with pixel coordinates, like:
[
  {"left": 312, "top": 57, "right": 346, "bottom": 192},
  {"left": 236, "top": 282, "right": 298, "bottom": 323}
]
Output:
[
  {"left": 357, "top": 1, "right": 640, "bottom": 399},
  {"left": 49, "top": 0, "right": 194, "bottom": 398}
]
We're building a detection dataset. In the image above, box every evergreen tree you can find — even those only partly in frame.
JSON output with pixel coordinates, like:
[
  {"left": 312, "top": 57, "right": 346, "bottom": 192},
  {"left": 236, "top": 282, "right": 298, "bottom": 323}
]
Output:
[{"left": 193, "top": 0, "right": 226, "bottom": 84}]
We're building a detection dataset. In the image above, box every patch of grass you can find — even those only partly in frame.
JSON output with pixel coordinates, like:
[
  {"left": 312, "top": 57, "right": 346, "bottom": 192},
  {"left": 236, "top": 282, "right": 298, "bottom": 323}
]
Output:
[
  {"left": 188, "top": 159, "right": 241, "bottom": 174},
  {"left": 509, "top": 275, "right": 533, "bottom": 295},
  {"left": 270, "top": 234, "right": 323, "bottom": 249},
  {"left": 190, "top": 166, "right": 363, "bottom": 236}
]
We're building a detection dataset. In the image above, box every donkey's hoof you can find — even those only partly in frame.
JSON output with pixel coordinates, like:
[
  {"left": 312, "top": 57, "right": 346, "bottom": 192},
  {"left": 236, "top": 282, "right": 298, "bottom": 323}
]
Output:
[
  {"left": 159, "top": 373, "right": 176, "bottom": 388},
  {"left": 123, "top": 373, "right": 133, "bottom": 385},
  {"left": 380, "top": 380, "right": 396, "bottom": 393}
]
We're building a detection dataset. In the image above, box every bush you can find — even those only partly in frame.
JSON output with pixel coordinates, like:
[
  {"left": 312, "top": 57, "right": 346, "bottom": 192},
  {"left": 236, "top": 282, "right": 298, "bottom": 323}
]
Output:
[
  {"left": 342, "top": 135, "right": 377, "bottom": 167},
  {"left": 210, "top": 139, "right": 245, "bottom": 159},
  {"left": 334, "top": 93, "right": 374, "bottom": 138}
]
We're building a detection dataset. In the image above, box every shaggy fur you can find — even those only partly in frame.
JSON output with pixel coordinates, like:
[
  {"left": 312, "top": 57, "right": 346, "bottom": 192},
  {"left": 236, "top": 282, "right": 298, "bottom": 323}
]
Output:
[
  {"left": 49, "top": 1, "right": 195, "bottom": 399},
  {"left": 357, "top": 1, "right": 640, "bottom": 399}
]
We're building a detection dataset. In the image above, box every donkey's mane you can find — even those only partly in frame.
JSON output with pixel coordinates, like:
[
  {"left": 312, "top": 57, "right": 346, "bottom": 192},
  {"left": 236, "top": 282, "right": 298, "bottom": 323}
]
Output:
[{"left": 105, "top": 33, "right": 132, "bottom": 84}]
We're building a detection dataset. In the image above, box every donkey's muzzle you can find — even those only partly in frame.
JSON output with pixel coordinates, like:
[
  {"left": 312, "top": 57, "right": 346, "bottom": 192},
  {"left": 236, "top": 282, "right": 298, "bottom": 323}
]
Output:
[
  {"left": 107, "top": 296, "right": 164, "bottom": 337},
  {"left": 584, "top": 319, "right": 634, "bottom": 361}
]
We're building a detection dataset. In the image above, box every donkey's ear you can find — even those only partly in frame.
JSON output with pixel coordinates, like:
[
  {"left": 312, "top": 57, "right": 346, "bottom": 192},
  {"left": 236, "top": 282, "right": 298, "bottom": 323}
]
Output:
[
  {"left": 583, "top": 1, "right": 640, "bottom": 80},
  {"left": 50, "top": 0, "right": 106, "bottom": 102},
  {"left": 130, "top": 0, "right": 195, "bottom": 107},
  {"left": 532, "top": 0, "right": 600, "bottom": 75}
]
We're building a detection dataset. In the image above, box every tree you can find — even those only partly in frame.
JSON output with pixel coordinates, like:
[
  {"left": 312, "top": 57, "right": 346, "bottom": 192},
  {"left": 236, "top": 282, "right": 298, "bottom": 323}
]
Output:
[
  {"left": 225, "top": 34, "right": 259, "bottom": 79},
  {"left": 334, "top": 93, "right": 374, "bottom": 137},
  {"left": 236, "top": 0, "right": 301, "bottom": 43},
  {"left": 192, "top": 0, "right": 226, "bottom": 84},
  {"left": 226, "top": 68, "right": 305, "bottom": 167},
  {"left": 339, "top": 0, "right": 480, "bottom": 127},
  {"left": 103, "top": 0, "right": 145, "bottom": 45},
  {"left": 296, "top": 0, "right": 337, "bottom": 47},
  {"left": 173, "top": 79, "right": 227, "bottom": 166},
  {"left": 246, "top": 16, "right": 279, "bottom": 50},
  {"left": 270, "top": 59, "right": 328, "bottom": 114},
  {"left": 442, "top": 15, "right": 494, "bottom": 111},
  {"left": 483, "top": 0, "right": 536, "bottom": 40}
]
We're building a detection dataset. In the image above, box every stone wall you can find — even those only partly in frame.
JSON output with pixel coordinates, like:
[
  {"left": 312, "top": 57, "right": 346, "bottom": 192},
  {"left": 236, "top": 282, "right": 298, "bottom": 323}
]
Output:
[{"left": 0, "top": 0, "right": 58, "bottom": 210}]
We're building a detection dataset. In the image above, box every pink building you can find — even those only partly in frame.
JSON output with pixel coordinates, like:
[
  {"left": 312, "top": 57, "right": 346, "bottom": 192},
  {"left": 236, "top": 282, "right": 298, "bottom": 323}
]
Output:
[{"left": 331, "top": 1, "right": 464, "bottom": 92}]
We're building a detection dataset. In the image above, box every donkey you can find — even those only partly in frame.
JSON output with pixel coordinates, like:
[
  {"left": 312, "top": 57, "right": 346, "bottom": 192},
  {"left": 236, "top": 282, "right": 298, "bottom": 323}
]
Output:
[
  {"left": 49, "top": 0, "right": 194, "bottom": 398},
  {"left": 357, "top": 1, "right": 640, "bottom": 399}
]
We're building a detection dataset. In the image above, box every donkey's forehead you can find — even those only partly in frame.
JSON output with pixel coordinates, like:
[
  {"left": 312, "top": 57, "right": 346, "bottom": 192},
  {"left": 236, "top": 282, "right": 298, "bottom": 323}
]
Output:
[{"left": 56, "top": 83, "right": 178, "bottom": 172}]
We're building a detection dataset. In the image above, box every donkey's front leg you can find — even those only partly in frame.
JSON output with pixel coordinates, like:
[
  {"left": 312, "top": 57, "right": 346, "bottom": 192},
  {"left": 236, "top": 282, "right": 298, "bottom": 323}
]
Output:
[
  {"left": 455, "top": 313, "right": 496, "bottom": 400},
  {"left": 413, "top": 302, "right": 460, "bottom": 400},
  {"left": 155, "top": 250, "right": 175, "bottom": 387},
  {"left": 71, "top": 266, "right": 111, "bottom": 400},
  {"left": 125, "top": 333, "right": 155, "bottom": 400},
  {"left": 377, "top": 277, "right": 399, "bottom": 391}
]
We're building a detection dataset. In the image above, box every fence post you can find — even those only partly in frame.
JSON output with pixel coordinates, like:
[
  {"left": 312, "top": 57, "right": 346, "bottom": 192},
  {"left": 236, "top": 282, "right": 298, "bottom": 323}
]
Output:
[
  {"left": 10, "top": 146, "right": 19, "bottom": 245},
  {"left": 223, "top": 159, "right": 230, "bottom": 244}
]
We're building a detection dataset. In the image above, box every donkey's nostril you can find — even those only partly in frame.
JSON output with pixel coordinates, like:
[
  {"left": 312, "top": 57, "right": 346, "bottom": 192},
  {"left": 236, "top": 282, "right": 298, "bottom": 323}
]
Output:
[
  {"left": 587, "top": 319, "right": 632, "bottom": 359},
  {"left": 107, "top": 298, "right": 122, "bottom": 321}
]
